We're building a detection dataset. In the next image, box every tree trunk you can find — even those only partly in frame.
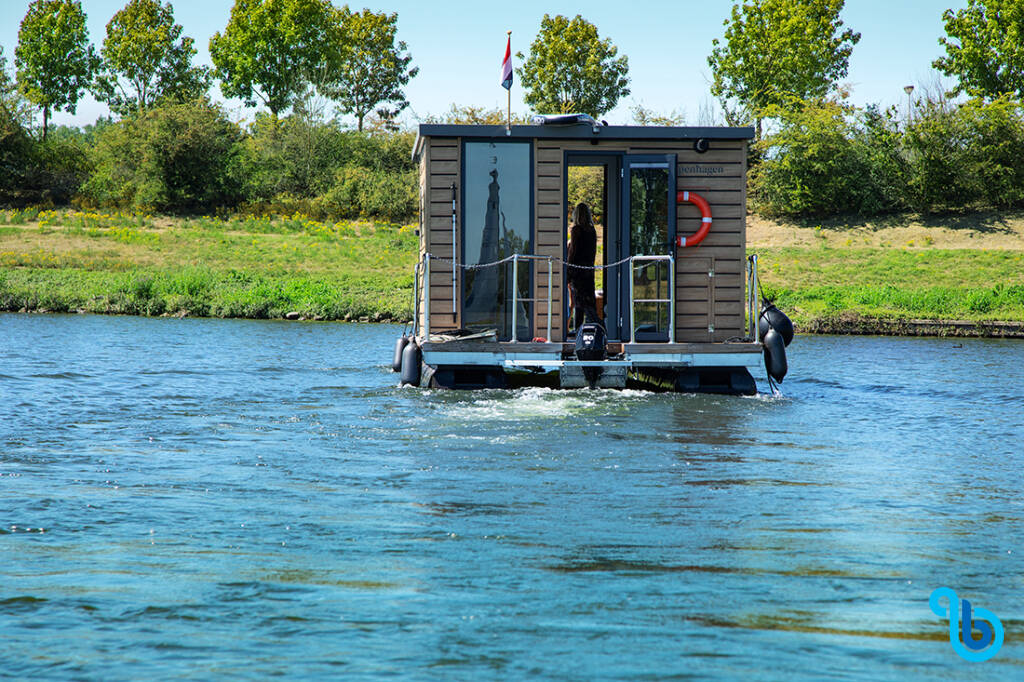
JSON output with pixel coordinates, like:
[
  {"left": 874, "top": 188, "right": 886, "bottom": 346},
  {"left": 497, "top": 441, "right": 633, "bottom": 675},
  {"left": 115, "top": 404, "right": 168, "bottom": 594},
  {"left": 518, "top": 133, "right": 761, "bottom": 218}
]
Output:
[
  {"left": 755, "top": 116, "right": 762, "bottom": 142},
  {"left": 42, "top": 105, "right": 49, "bottom": 141},
  {"left": 357, "top": 112, "right": 364, "bottom": 132}
]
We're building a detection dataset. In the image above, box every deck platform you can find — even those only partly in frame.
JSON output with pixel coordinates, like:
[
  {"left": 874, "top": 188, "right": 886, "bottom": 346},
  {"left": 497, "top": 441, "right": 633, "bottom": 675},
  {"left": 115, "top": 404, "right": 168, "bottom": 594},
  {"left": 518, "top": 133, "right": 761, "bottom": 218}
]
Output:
[{"left": 419, "top": 340, "right": 762, "bottom": 392}]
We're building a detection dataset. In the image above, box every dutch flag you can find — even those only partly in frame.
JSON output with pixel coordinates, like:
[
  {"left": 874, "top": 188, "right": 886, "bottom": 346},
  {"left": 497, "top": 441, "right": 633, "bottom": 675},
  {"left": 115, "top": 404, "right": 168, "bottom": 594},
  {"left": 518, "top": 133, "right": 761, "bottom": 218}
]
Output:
[{"left": 501, "top": 34, "right": 512, "bottom": 90}]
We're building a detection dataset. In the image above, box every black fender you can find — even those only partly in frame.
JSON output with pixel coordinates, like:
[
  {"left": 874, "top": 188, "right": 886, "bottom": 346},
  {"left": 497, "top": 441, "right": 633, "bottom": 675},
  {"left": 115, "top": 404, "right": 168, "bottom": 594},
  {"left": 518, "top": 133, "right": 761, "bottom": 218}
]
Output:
[
  {"left": 392, "top": 334, "right": 408, "bottom": 372},
  {"left": 763, "top": 327, "right": 788, "bottom": 383},
  {"left": 399, "top": 340, "right": 421, "bottom": 387}
]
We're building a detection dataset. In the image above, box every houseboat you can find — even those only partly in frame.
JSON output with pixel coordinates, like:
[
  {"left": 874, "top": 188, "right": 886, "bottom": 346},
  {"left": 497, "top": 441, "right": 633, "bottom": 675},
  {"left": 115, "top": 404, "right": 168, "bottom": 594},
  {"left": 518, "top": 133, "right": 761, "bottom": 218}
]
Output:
[{"left": 393, "top": 117, "right": 791, "bottom": 394}]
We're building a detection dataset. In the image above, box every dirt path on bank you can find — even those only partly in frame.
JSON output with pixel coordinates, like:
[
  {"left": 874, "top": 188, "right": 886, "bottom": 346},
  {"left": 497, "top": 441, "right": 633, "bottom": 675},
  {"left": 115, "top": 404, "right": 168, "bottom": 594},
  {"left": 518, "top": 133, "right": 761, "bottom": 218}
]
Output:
[{"left": 747, "top": 211, "right": 1024, "bottom": 250}]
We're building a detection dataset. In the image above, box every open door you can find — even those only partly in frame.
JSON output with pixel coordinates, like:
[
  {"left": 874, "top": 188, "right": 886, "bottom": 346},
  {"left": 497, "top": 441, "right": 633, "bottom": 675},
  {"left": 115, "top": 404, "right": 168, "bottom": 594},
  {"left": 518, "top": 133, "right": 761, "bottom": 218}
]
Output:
[
  {"left": 621, "top": 155, "right": 676, "bottom": 342},
  {"left": 565, "top": 153, "right": 621, "bottom": 340}
]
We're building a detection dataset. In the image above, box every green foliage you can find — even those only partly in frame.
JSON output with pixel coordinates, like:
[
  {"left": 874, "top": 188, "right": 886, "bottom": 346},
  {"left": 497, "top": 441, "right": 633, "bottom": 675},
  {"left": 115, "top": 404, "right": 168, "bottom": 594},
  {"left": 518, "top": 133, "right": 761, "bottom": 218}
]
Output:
[
  {"left": 240, "top": 108, "right": 348, "bottom": 200},
  {"left": 209, "top": 0, "right": 338, "bottom": 116},
  {"left": 323, "top": 8, "right": 418, "bottom": 132},
  {"left": 630, "top": 104, "right": 686, "bottom": 126},
  {"left": 751, "top": 99, "right": 874, "bottom": 216},
  {"left": 95, "top": 0, "right": 210, "bottom": 115},
  {"left": 82, "top": 99, "right": 243, "bottom": 212},
  {"left": 960, "top": 98, "right": 1024, "bottom": 208},
  {"left": 0, "top": 215, "right": 419, "bottom": 320},
  {"left": 567, "top": 166, "right": 604, "bottom": 224},
  {"left": 934, "top": 0, "right": 1024, "bottom": 99},
  {"left": 901, "top": 100, "right": 974, "bottom": 212},
  {"left": 708, "top": 0, "right": 860, "bottom": 138},
  {"left": 236, "top": 108, "right": 416, "bottom": 221},
  {"left": 322, "top": 166, "right": 416, "bottom": 223},
  {"left": 0, "top": 96, "right": 91, "bottom": 206},
  {"left": 852, "top": 105, "right": 909, "bottom": 214},
  {"left": 753, "top": 96, "right": 1024, "bottom": 216},
  {"left": 429, "top": 104, "right": 531, "bottom": 125},
  {"left": 14, "top": 0, "right": 100, "bottom": 138},
  {"left": 517, "top": 14, "right": 630, "bottom": 118}
]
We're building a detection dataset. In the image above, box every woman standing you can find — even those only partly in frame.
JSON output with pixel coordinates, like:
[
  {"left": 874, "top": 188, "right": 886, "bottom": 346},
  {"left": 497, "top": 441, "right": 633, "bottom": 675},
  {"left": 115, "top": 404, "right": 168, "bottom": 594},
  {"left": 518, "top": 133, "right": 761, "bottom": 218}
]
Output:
[{"left": 567, "top": 202, "right": 598, "bottom": 331}]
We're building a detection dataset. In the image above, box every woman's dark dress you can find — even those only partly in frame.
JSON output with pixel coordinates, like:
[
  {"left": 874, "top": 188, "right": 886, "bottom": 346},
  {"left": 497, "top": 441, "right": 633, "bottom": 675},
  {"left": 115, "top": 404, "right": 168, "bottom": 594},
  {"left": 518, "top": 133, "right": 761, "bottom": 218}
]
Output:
[{"left": 567, "top": 222, "right": 598, "bottom": 329}]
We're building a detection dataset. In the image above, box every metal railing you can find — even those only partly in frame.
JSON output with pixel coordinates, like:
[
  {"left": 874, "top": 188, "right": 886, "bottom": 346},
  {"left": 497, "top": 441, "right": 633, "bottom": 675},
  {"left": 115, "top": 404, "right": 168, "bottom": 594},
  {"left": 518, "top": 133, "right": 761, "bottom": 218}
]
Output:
[
  {"left": 509, "top": 254, "right": 554, "bottom": 343},
  {"left": 416, "top": 252, "right": 692, "bottom": 345},
  {"left": 415, "top": 252, "right": 555, "bottom": 343},
  {"left": 628, "top": 255, "right": 675, "bottom": 344}
]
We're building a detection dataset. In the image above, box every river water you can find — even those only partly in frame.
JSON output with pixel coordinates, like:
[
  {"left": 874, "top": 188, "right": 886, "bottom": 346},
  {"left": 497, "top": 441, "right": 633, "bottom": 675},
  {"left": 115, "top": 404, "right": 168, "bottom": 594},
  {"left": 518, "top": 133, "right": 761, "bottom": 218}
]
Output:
[{"left": 1, "top": 313, "right": 1021, "bottom": 680}]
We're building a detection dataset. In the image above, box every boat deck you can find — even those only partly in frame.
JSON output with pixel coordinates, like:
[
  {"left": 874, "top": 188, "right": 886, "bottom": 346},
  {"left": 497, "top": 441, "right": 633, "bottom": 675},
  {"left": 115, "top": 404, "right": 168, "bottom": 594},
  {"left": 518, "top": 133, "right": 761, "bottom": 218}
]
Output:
[{"left": 420, "top": 340, "right": 762, "bottom": 371}]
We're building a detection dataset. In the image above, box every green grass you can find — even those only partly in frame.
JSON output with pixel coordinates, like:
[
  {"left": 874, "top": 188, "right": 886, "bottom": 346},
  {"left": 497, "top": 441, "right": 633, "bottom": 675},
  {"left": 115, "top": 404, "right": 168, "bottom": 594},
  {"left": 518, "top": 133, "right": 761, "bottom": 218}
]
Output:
[
  {"left": 754, "top": 246, "right": 1024, "bottom": 324},
  {"left": 3, "top": 209, "right": 1024, "bottom": 328},
  {"left": 0, "top": 210, "right": 418, "bottom": 321}
]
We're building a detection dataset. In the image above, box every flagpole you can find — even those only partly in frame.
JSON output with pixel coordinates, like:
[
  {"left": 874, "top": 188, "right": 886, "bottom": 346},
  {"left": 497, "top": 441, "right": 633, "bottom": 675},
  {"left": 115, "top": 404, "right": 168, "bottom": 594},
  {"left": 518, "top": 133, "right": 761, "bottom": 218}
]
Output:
[{"left": 506, "top": 31, "right": 512, "bottom": 134}]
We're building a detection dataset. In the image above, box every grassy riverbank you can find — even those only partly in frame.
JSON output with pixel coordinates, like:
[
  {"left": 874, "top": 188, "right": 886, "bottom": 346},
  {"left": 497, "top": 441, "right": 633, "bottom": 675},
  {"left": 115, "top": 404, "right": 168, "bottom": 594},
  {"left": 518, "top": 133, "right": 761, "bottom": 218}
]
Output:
[
  {"left": 1, "top": 208, "right": 1023, "bottom": 333},
  {"left": 749, "top": 211, "right": 1024, "bottom": 333},
  {"left": 0, "top": 210, "right": 416, "bottom": 321}
]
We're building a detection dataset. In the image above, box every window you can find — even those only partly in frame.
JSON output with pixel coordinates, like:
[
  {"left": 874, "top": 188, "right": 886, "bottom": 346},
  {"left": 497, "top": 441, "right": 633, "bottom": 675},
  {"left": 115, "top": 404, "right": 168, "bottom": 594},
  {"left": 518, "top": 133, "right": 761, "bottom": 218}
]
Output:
[{"left": 462, "top": 141, "right": 532, "bottom": 340}]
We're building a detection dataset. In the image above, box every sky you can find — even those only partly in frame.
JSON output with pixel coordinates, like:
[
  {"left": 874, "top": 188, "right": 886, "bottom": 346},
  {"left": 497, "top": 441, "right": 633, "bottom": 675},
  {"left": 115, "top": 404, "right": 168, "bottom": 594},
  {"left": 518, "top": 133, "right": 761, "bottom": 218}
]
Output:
[{"left": 0, "top": 0, "right": 968, "bottom": 129}]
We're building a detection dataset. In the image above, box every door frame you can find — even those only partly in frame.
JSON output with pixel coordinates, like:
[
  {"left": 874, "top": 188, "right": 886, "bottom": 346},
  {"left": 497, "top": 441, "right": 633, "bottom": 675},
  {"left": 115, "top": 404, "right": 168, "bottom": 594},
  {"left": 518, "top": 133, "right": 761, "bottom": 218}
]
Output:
[
  {"left": 621, "top": 154, "right": 677, "bottom": 342},
  {"left": 563, "top": 152, "right": 622, "bottom": 340}
]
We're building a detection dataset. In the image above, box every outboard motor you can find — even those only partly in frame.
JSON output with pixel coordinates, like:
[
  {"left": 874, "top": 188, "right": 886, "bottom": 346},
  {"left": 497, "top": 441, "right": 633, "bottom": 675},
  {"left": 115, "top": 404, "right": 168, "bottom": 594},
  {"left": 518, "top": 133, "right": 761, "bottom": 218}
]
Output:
[
  {"left": 574, "top": 322, "right": 607, "bottom": 389},
  {"left": 574, "top": 323, "right": 607, "bottom": 361},
  {"left": 392, "top": 334, "right": 409, "bottom": 372},
  {"left": 758, "top": 300, "right": 792, "bottom": 383}
]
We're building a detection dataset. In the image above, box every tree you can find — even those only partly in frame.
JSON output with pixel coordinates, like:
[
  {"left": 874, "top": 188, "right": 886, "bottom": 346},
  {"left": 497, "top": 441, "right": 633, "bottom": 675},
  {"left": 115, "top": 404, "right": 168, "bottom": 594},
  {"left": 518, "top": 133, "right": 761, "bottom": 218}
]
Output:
[
  {"left": 516, "top": 14, "right": 630, "bottom": 118},
  {"left": 631, "top": 103, "right": 686, "bottom": 126},
  {"left": 934, "top": 0, "right": 1024, "bottom": 100},
  {"left": 708, "top": 0, "right": 860, "bottom": 139},
  {"left": 83, "top": 99, "right": 243, "bottom": 212},
  {"left": 323, "top": 8, "right": 417, "bottom": 132},
  {"left": 14, "top": 0, "right": 100, "bottom": 139},
  {"left": 95, "top": 0, "right": 210, "bottom": 115},
  {"left": 209, "top": 0, "right": 338, "bottom": 117},
  {"left": 428, "top": 104, "right": 531, "bottom": 125}
]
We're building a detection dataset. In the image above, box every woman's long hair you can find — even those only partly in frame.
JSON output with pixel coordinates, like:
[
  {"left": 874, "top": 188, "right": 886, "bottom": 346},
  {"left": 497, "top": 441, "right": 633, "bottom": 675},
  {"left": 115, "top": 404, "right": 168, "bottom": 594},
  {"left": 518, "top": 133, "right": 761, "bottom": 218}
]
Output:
[{"left": 571, "top": 202, "right": 593, "bottom": 228}]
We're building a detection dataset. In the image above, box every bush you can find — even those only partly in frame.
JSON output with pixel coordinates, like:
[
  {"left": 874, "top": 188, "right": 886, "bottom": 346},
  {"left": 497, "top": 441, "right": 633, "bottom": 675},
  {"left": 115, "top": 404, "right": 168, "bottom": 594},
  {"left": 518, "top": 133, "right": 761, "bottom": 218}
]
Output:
[
  {"left": 240, "top": 111, "right": 349, "bottom": 201},
  {"left": 902, "top": 100, "right": 974, "bottom": 212},
  {"left": 323, "top": 166, "right": 416, "bottom": 222},
  {"left": 751, "top": 99, "right": 874, "bottom": 216},
  {"left": 82, "top": 99, "right": 244, "bottom": 212},
  {"left": 0, "top": 106, "right": 92, "bottom": 206},
  {"left": 236, "top": 112, "right": 417, "bottom": 221},
  {"left": 960, "top": 98, "right": 1024, "bottom": 208},
  {"left": 851, "top": 105, "right": 909, "bottom": 214},
  {"left": 752, "top": 96, "right": 1024, "bottom": 217}
]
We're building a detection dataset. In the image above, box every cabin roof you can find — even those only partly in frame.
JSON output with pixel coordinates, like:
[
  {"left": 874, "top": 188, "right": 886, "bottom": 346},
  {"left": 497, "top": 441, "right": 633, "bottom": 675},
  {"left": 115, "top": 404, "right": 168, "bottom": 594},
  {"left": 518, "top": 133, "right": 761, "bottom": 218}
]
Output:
[{"left": 412, "top": 123, "right": 755, "bottom": 160}]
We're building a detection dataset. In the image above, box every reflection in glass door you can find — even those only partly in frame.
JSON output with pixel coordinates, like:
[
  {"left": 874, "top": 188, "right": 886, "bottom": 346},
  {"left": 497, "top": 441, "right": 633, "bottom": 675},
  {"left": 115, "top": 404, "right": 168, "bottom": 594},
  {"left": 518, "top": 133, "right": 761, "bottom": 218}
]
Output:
[{"left": 624, "top": 157, "right": 675, "bottom": 342}]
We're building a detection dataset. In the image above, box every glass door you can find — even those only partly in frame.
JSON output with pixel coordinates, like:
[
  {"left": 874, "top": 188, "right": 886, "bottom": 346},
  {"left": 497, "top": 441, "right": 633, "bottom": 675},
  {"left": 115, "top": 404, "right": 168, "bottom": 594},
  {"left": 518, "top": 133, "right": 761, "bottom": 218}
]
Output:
[{"left": 622, "top": 155, "right": 676, "bottom": 342}]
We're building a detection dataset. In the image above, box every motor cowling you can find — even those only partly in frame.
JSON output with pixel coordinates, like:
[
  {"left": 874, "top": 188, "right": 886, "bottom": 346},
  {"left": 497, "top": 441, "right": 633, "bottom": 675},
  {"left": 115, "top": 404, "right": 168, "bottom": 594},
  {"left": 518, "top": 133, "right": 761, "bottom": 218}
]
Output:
[{"left": 575, "top": 323, "right": 607, "bottom": 362}]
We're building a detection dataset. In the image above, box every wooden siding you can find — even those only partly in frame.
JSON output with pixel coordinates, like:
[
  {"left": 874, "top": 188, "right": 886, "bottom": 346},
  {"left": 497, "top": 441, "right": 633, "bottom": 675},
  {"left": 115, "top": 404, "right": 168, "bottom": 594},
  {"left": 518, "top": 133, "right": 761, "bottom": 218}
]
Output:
[
  {"left": 532, "top": 139, "right": 748, "bottom": 342},
  {"left": 420, "top": 134, "right": 749, "bottom": 341},
  {"left": 419, "top": 138, "right": 461, "bottom": 334}
]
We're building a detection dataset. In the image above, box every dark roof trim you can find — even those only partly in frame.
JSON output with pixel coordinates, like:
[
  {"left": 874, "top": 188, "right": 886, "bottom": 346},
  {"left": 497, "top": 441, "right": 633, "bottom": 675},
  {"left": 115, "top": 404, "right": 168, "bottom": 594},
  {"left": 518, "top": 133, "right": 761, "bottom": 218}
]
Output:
[{"left": 412, "top": 123, "right": 754, "bottom": 160}]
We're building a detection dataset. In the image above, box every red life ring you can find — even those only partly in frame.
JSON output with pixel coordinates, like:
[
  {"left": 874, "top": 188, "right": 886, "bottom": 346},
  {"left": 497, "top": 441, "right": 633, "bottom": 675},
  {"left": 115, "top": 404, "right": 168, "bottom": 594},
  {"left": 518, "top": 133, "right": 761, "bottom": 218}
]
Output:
[{"left": 676, "top": 190, "right": 712, "bottom": 247}]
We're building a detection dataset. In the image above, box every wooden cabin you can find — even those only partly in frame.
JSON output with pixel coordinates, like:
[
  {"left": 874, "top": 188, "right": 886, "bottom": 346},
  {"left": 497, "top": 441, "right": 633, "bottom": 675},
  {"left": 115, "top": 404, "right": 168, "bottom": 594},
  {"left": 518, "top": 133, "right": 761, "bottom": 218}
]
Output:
[{"left": 407, "top": 120, "right": 765, "bottom": 393}]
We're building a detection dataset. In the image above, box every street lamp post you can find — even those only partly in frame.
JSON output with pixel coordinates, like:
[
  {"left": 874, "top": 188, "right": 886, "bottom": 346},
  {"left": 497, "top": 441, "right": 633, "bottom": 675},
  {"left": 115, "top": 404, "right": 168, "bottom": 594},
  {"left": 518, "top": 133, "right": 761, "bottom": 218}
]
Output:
[{"left": 904, "top": 85, "right": 915, "bottom": 124}]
